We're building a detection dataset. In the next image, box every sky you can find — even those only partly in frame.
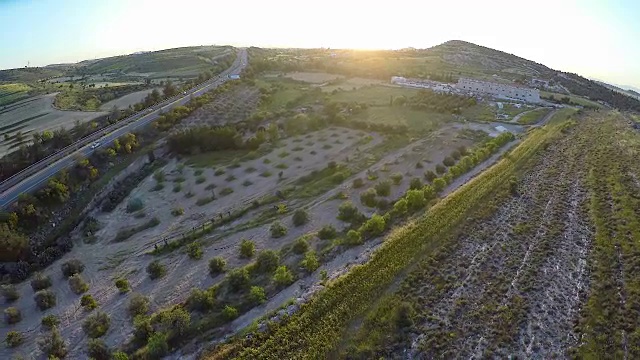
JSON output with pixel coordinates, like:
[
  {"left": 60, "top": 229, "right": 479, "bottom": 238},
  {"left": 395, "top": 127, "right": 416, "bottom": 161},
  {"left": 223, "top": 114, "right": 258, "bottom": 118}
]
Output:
[{"left": 1, "top": 0, "right": 639, "bottom": 88}]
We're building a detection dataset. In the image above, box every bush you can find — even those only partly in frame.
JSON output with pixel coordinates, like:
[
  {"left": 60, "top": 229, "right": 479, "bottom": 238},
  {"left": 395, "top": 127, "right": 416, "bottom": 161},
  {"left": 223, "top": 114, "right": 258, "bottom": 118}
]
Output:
[
  {"left": 393, "top": 198, "right": 408, "bottom": 216},
  {"left": 443, "top": 156, "right": 455, "bottom": 167},
  {"left": 270, "top": 221, "right": 288, "bottom": 238},
  {"left": 87, "top": 339, "right": 111, "bottom": 360},
  {"left": 69, "top": 274, "right": 89, "bottom": 294},
  {"left": 239, "top": 239, "right": 255, "bottom": 258},
  {"left": 390, "top": 172, "right": 403, "bottom": 185},
  {"left": 352, "top": 178, "right": 365, "bottom": 188},
  {"left": 115, "top": 278, "right": 130, "bottom": 293},
  {"left": 338, "top": 201, "right": 362, "bottom": 223},
  {"left": 5, "top": 330, "right": 23, "bottom": 348},
  {"left": 292, "top": 209, "right": 310, "bottom": 227},
  {"left": 61, "top": 259, "right": 85, "bottom": 277},
  {"left": 196, "top": 175, "right": 206, "bottom": 184},
  {"left": 31, "top": 272, "right": 52, "bottom": 291},
  {"left": 34, "top": 289, "right": 56, "bottom": 310},
  {"left": 451, "top": 149, "right": 462, "bottom": 160},
  {"left": 374, "top": 181, "right": 391, "bottom": 196},
  {"left": 292, "top": 237, "right": 310, "bottom": 254},
  {"left": 147, "top": 332, "right": 169, "bottom": 359},
  {"left": 273, "top": 266, "right": 294, "bottom": 287},
  {"left": 435, "top": 164, "right": 447, "bottom": 174},
  {"left": 406, "top": 189, "right": 426, "bottom": 210},
  {"left": 209, "top": 256, "right": 226, "bottom": 276},
  {"left": 363, "top": 214, "right": 386, "bottom": 237},
  {"left": 227, "top": 267, "right": 250, "bottom": 292},
  {"left": 433, "top": 177, "right": 447, "bottom": 192},
  {"left": 187, "top": 288, "right": 215, "bottom": 312},
  {"left": 42, "top": 314, "right": 60, "bottom": 328},
  {"left": 256, "top": 250, "right": 280, "bottom": 273},
  {"left": 4, "top": 307, "right": 21, "bottom": 324},
  {"left": 38, "top": 327, "right": 68, "bottom": 358},
  {"left": 300, "top": 251, "right": 320, "bottom": 273},
  {"left": 133, "top": 315, "right": 153, "bottom": 342},
  {"left": 83, "top": 311, "right": 110, "bottom": 338},
  {"left": 318, "top": 225, "right": 337, "bottom": 240},
  {"left": 147, "top": 260, "right": 167, "bottom": 279},
  {"left": 173, "top": 184, "right": 182, "bottom": 193},
  {"left": 424, "top": 170, "right": 437, "bottom": 182},
  {"left": 345, "top": 230, "right": 363, "bottom": 246},
  {"left": 222, "top": 305, "right": 239, "bottom": 320},
  {"left": 128, "top": 293, "right": 150, "bottom": 317},
  {"left": 1, "top": 284, "right": 19, "bottom": 302},
  {"left": 249, "top": 286, "right": 267, "bottom": 305},
  {"left": 153, "top": 170, "right": 165, "bottom": 182},
  {"left": 112, "top": 351, "right": 130, "bottom": 360},
  {"left": 81, "top": 294, "right": 98, "bottom": 310},
  {"left": 220, "top": 187, "right": 234, "bottom": 196},
  {"left": 409, "top": 177, "right": 423, "bottom": 190},
  {"left": 126, "top": 197, "right": 144, "bottom": 213},
  {"left": 360, "top": 188, "right": 377, "bottom": 207},
  {"left": 415, "top": 161, "right": 424, "bottom": 169},
  {"left": 171, "top": 207, "right": 185, "bottom": 216},
  {"left": 187, "top": 242, "right": 203, "bottom": 260},
  {"left": 376, "top": 198, "right": 390, "bottom": 211}
]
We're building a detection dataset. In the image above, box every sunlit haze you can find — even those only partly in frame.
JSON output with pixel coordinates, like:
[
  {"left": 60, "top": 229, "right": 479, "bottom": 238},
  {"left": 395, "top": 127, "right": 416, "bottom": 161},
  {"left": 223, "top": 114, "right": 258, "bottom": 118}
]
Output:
[{"left": 1, "top": 0, "right": 639, "bottom": 87}]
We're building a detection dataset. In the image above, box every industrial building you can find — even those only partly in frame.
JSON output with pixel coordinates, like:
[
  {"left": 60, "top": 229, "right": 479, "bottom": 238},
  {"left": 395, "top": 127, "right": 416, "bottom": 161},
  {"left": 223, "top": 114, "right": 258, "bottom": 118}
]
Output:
[{"left": 456, "top": 78, "right": 541, "bottom": 103}]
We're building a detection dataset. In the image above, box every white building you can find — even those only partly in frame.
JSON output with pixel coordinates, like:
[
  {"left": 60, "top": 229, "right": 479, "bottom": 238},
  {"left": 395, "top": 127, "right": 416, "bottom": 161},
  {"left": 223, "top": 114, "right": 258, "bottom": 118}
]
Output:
[
  {"left": 390, "top": 76, "right": 452, "bottom": 93},
  {"left": 456, "top": 78, "right": 541, "bottom": 103}
]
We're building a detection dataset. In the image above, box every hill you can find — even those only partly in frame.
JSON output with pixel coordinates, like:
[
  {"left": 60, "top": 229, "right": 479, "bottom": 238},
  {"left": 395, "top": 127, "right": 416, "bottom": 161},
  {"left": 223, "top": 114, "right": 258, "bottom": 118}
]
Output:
[{"left": 0, "top": 67, "right": 65, "bottom": 84}]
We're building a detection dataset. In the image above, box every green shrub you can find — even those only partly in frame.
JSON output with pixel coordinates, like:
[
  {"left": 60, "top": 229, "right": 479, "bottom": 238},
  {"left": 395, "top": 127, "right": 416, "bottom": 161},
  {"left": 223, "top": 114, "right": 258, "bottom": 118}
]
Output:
[
  {"left": 273, "top": 266, "right": 294, "bottom": 287},
  {"left": 5, "top": 330, "right": 23, "bottom": 348},
  {"left": 205, "top": 183, "right": 216, "bottom": 190},
  {"left": 363, "top": 214, "right": 386, "bottom": 237},
  {"left": 292, "top": 208, "right": 310, "bottom": 227},
  {"left": 214, "top": 168, "right": 225, "bottom": 176},
  {"left": 435, "top": 164, "right": 446, "bottom": 174},
  {"left": 87, "top": 338, "right": 111, "bottom": 360},
  {"left": 126, "top": 198, "right": 144, "bottom": 213},
  {"left": 331, "top": 172, "right": 346, "bottom": 184},
  {"left": 196, "top": 175, "right": 206, "bottom": 184},
  {"left": 37, "top": 327, "right": 68, "bottom": 358},
  {"left": 415, "top": 161, "right": 424, "bottom": 169},
  {"left": 1, "top": 284, "right": 19, "bottom": 302},
  {"left": 239, "top": 239, "right": 255, "bottom": 258},
  {"left": 263, "top": 158, "right": 272, "bottom": 164},
  {"left": 128, "top": 294, "right": 151, "bottom": 317},
  {"left": 260, "top": 170, "right": 273, "bottom": 177},
  {"left": 69, "top": 274, "right": 89, "bottom": 294},
  {"left": 275, "top": 163, "right": 288, "bottom": 169},
  {"left": 34, "top": 289, "right": 56, "bottom": 310},
  {"left": 406, "top": 189, "right": 426, "bottom": 210},
  {"left": 443, "top": 156, "right": 455, "bottom": 167},
  {"left": 300, "top": 251, "right": 320, "bottom": 273},
  {"left": 393, "top": 198, "right": 408, "bottom": 216},
  {"left": 61, "top": 259, "right": 85, "bottom": 277},
  {"left": 41, "top": 314, "right": 60, "bottom": 328},
  {"left": 318, "top": 225, "right": 337, "bottom": 240},
  {"left": 227, "top": 267, "right": 250, "bottom": 292},
  {"left": 112, "top": 351, "right": 130, "bottom": 360},
  {"left": 147, "top": 260, "right": 167, "bottom": 279},
  {"left": 133, "top": 315, "right": 153, "bottom": 342},
  {"left": 187, "top": 242, "right": 203, "bottom": 260},
  {"left": 390, "top": 172, "right": 403, "bottom": 184},
  {"left": 292, "top": 237, "right": 310, "bottom": 254},
  {"left": 173, "top": 183, "right": 182, "bottom": 193},
  {"left": 147, "top": 332, "right": 169, "bottom": 359},
  {"left": 424, "top": 170, "right": 437, "bottom": 182},
  {"left": 151, "top": 182, "right": 165, "bottom": 191},
  {"left": 338, "top": 201, "right": 362, "bottom": 222},
  {"left": 433, "top": 177, "right": 447, "bottom": 192},
  {"left": 115, "top": 278, "right": 130, "bottom": 293},
  {"left": 360, "top": 188, "right": 377, "bottom": 207},
  {"left": 153, "top": 170, "right": 165, "bottom": 182},
  {"left": 185, "top": 190, "right": 195, "bottom": 198},
  {"left": 352, "top": 178, "right": 365, "bottom": 188},
  {"left": 222, "top": 305, "right": 239, "bottom": 320},
  {"left": 187, "top": 288, "right": 215, "bottom": 312},
  {"left": 4, "top": 307, "right": 21, "bottom": 324},
  {"left": 31, "top": 272, "right": 52, "bottom": 291},
  {"left": 376, "top": 198, "right": 390, "bottom": 210},
  {"left": 249, "top": 286, "right": 267, "bottom": 305},
  {"left": 345, "top": 229, "right": 363, "bottom": 246},
  {"left": 270, "top": 221, "right": 288, "bottom": 238},
  {"left": 225, "top": 174, "right": 237, "bottom": 182},
  {"left": 209, "top": 257, "right": 226, "bottom": 276},
  {"left": 81, "top": 294, "right": 98, "bottom": 310},
  {"left": 242, "top": 179, "right": 253, "bottom": 187},
  {"left": 220, "top": 187, "right": 234, "bottom": 196},
  {"left": 374, "top": 180, "right": 391, "bottom": 196},
  {"left": 256, "top": 250, "right": 280, "bottom": 273},
  {"left": 278, "top": 151, "right": 289, "bottom": 158},
  {"left": 171, "top": 207, "right": 185, "bottom": 216},
  {"left": 82, "top": 311, "right": 110, "bottom": 338},
  {"left": 409, "top": 177, "right": 423, "bottom": 190}
]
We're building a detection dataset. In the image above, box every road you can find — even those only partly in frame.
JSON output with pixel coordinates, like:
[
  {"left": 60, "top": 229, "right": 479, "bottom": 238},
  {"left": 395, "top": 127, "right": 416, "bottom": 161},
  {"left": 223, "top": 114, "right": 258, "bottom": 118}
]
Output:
[{"left": 0, "top": 49, "right": 248, "bottom": 209}]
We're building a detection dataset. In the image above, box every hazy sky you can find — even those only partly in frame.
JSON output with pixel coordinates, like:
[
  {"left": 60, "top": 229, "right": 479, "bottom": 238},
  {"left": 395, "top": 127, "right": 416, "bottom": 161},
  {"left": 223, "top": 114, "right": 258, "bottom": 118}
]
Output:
[{"left": 1, "top": 0, "right": 639, "bottom": 87}]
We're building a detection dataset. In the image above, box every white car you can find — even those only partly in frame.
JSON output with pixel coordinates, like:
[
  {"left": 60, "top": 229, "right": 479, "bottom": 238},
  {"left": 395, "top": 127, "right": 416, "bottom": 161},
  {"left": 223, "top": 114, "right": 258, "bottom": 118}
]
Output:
[{"left": 90, "top": 142, "right": 100, "bottom": 149}]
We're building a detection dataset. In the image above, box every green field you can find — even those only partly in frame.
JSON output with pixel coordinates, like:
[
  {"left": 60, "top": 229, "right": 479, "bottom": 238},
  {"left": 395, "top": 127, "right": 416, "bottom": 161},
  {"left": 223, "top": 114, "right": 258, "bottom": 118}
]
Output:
[
  {"left": 352, "top": 106, "right": 450, "bottom": 132},
  {"left": 329, "top": 85, "right": 419, "bottom": 105},
  {"left": 0, "top": 83, "right": 32, "bottom": 106},
  {"left": 517, "top": 107, "right": 552, "bottom": 124},
  {"left": 460, "top": 104, "right": 496, "bottom": 122},
  {"left": 541, "top": 91, "right": 604, "bottom": 109}
]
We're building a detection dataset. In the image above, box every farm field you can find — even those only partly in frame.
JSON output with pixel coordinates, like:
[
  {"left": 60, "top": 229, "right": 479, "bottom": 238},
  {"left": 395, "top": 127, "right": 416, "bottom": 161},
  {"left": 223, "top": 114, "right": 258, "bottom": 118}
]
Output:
[
  {"left": 541, "top": 90, "right": 605, "bottom": 109},
  {"left": 328, "top": 85, "right": 419, "bottom": 105},
  {"left": 0, "top": 83, "right": 32, "bottom": 107},
  {"left": 0, "top": 94, "right": 105, "bottom": 155},
  {"left": 351, "top": 106, "right": 451, "bottom": 132},
  {"left": 99, "top": 88, "right": 159, "bottom": 111},
  {"left": 516, "top": 107, "right": 552, "bottom": 124}
]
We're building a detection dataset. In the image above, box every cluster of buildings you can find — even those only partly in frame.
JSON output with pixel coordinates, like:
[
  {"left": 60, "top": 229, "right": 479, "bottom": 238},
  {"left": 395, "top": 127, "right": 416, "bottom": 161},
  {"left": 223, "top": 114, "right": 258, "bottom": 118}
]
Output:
[{"left": 390, "top": 76, "right": 542, "bottom": 104}]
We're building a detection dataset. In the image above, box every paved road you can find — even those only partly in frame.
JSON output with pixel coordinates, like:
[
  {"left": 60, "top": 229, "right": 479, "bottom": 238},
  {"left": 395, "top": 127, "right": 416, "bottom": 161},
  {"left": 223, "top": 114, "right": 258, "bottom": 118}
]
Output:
[{"left": 0, "top": 49, "right": 248, "bottom": 209}]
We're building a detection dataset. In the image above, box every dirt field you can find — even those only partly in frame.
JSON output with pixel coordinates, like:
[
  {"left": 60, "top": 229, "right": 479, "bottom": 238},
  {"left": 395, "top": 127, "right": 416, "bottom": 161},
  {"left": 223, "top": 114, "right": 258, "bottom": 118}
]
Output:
[
  {"left": 0, "top": 94, "right": 105, "bottom": 156},
  {"left": 283, "top": 72, "right": 344, "bottom": 84},
  {"left": 99, "top": 88, "right": 159, "bottom": 111},
  {"left": 321, "top": 77, "right": 385, "bottom": 92}
]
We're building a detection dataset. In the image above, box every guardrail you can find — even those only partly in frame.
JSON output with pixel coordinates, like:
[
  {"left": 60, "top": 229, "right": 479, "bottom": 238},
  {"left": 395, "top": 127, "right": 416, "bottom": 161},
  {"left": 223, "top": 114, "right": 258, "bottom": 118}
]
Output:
[{"left": 0, "top": 55, "right": 244, "bottom": 194}]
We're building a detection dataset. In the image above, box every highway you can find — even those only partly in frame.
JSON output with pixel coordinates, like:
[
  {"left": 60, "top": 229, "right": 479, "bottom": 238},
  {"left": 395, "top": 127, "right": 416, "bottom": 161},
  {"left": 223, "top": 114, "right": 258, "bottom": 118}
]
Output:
[{"left": 0, "top": 49, "right": 248, "bottom": 209}]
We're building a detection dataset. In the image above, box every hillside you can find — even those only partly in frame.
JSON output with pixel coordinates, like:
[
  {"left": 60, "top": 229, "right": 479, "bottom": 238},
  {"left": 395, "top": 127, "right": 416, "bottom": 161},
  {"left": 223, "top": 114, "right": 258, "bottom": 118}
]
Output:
[{"left": 0, "top": 67, "right": 65, "bottom": 84}]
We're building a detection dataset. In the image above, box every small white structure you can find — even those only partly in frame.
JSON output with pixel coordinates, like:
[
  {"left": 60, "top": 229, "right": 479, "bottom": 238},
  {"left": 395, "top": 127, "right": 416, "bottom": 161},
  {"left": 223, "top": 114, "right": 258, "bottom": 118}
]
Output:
[
  {"left": 495, "top": 125, "right": 509, "bottom": 133},
  {"left": 390, "top": 76, "right": 453, "bottom": 93},
  {"left": 457, "top": 78, "right": 541, "bottom": 103}
]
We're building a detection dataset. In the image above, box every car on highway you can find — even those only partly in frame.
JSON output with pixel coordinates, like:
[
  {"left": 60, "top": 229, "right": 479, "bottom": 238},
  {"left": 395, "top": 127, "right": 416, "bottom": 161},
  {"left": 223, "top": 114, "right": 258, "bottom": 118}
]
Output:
[{"left": 90, "top": 142, "right": 101, "bottom": 149}]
